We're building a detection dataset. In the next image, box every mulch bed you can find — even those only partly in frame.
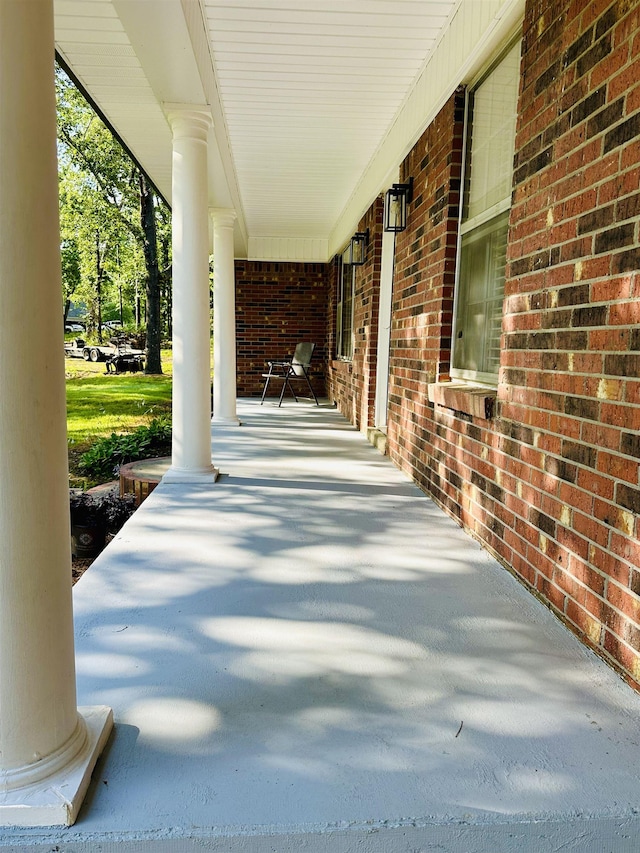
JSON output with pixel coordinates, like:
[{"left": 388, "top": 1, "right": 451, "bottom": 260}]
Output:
[
  {"left": 71, "top": 532, "right": 115, "bottom": 585},
  {"left": 72, "top": 557, "right": 94, "bottom": 585}
]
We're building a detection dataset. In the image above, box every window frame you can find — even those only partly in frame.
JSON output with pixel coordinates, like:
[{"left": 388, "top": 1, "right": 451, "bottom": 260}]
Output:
[
  {"left": 336, "top": 249, "right": 355, "bottom": 360},
  {"left": 451, "top": 38, "right": 521, "bottom": 386}
]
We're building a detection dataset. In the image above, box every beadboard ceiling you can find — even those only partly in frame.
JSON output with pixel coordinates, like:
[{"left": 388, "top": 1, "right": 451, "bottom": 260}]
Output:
[
  {"left": 203, "top": 0, "right": 456, "bottom": 239},
  {"left": 53, "top": 0, "right": 516, "bottom": 260}
]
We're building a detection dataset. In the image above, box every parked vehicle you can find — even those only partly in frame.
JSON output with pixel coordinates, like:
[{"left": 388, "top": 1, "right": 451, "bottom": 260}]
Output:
[
  {"left": 64, "top": 337, "right": 144, "bottom": 369},
  {"left": 64, "top": 338, "right": 110, "bottom": 361},
  {"left": 64, "top": 338, "right": 88, "bottom": 359},
  {"left": 105, "top": 340, "right": 145, "bottom": 373}
]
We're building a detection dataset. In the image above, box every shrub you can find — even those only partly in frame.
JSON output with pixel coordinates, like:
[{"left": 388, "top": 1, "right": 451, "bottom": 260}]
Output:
[
  {"left": 70, "top": 490, "right": 137, "bottom": 534},
  {"left": 79, "top": 416, "right": 171, "bottom": 481}
]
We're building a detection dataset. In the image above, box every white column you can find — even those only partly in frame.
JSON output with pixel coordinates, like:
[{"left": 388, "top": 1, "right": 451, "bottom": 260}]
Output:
[
  {"left": 163, "top": 106, "right": 218, "bottom": 482},
  {"left": 374, "top": 227, "right": 396, "bottom": 429},
  {"left": 211, "top": 209, "right": 240, "bottom": 426},
  {"left": 0, "top": 1, "right": 112, "bottom": 826}
]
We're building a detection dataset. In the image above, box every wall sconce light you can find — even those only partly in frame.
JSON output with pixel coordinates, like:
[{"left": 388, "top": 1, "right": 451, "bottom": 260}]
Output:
[
  {"left": 383, "top": 177, "right": 413, "bottom": 232},
  {"left": 349, "top": 229, "right": 369, "bottom": 266}
]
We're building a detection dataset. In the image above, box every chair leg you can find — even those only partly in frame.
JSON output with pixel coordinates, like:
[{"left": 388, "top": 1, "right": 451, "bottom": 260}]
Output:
[
  {"left": 260, "top": 373, "right": 272, "bottom": 404},
  {"left": 277, "top": 375, "right": 292, "bottom": 406},
  {"left": 303, "top": 368, "right": 319, "bottom": 406}
]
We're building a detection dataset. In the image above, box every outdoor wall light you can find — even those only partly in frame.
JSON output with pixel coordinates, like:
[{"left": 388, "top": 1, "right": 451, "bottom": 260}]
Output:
[
  {"left": 383, "top": 177, "right": 414, "bottom": 232},
  {"left": 349, "top": 229, "right": 369, "bottom": 266}
]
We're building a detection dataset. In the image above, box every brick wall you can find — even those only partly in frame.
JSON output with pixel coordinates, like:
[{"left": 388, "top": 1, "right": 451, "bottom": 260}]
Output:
[
  {"left": 382, "top": 0, "right": 640, "bottom": 689},
  {"left": 386, "top": 90, "right": 465, "bottom": 494},
  {"left": 501, "top": 0, "right": 640, "bottom": 687},
  {"left": 235, "top": 261, "right": 329, "bottom": 398},
  {"left": 327, "top": 199, "right": 383, "bottom": 430}
]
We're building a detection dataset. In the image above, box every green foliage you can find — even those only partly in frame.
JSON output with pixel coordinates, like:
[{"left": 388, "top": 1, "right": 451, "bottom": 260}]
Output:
[
  {"left": 66, "top": 372, "right": 171, "bottom": 442},
  {"left": 66, "top": 353, "right": 173, "bottom": 488},
  {"left": 56, "top": 63, "right": 171, "bottom": 360},
  {"left": 79, "top": 416, "right": 172, "bottom": 481},
  {"left": 56, "top": 69, "right": 142, "bottom": 336},
  {"left": 69, "top": 490, "right": 137, "bottom": 533},
  {"left": 61, "top": 239, "right": 81, "bottom": 304}
]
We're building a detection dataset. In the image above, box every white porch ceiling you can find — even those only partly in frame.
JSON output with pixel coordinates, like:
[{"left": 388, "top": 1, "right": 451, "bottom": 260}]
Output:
[
  {"left": 53, "top": 0, "right": 521, "bottom": 261},
  {"left": 203, "top": 0, "right": 456, "bottom": 242}
]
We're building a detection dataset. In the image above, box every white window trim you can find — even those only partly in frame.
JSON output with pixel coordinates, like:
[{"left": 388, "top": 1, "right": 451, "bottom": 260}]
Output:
[
  {"left": 459, "top": 196, "right": 512, "bottom": 237},
  {"left": 451, "top": 39, "right": 520, "bottom": 387},
  {"left": 336, "top": 250, "right": 355, "bottom": 360}
]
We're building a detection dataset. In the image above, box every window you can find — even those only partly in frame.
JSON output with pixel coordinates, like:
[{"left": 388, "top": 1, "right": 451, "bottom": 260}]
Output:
[
  {"left": 337, "top": 250, "right": 355, "bottom": 359},
  {"left": 452, "top": 40, "right": 521, "bottom": 384}
]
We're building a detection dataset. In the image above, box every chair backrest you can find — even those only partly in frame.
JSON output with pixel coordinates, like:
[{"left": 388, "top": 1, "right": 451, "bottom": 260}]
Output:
[{"left": 291, "top": 342, "right": 315, "bottom": 375}]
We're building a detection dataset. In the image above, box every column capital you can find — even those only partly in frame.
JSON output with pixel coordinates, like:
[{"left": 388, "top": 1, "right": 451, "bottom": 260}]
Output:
[
  {"left": 210, "top": 208, "right": 237, "bottom": 230},
  {"left": 164, "top": 104, "right": 212, "bottom": 142}
]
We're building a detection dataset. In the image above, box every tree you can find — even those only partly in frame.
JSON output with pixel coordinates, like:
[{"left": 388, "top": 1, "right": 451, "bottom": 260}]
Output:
[
  {"left": 56, "top": 65, "right": 169, "bottom": 372},
  {"left": 58, "top": 156, "right": 132, "bottom": 341},
  {"left": 139, "top": 173, "right": 162, "bottom": 373},
  {"left": 60, "top": 238, "right": 81, "bottom": 324},
  {"left": 157, "top": 201, "right": 173, "bottom": 339}
]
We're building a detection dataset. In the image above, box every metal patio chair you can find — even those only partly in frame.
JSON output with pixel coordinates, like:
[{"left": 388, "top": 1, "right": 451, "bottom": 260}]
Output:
[{"left": 260, "top": 342, "right": 319, "bottom": 407}]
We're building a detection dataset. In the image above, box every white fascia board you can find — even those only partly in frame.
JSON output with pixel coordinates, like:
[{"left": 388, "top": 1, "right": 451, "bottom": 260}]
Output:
[
  {"left": 328, "top": 0, "right": 525, "bottom": 260},
  {"left": 181, "top": 0, "right": 249, "bottom": 259},
  {"left": 112, "top": 0, "right": 206, "bottom": 105},
  {"left": 247, "top": 237, "right": 329, "bottom": 263}
]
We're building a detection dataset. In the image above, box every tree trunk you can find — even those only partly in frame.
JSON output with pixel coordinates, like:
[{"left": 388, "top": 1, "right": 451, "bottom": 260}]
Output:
[
  {"left": 139, "top": 174, "right": 162, "bottom": 374},
  {"left": 160, "top": 232, "right": 172, "bottom": 339},
  {"left": 96, "top": 231, "right": 103, "bottom": 344}
]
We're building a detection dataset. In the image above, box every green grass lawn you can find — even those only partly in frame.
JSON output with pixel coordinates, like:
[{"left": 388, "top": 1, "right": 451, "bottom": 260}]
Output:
[{"left": 66, "top": 348, "right": 174, "bottom": 484}]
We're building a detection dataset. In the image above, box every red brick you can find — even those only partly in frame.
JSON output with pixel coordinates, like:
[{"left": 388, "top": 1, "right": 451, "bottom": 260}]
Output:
[
  {"left": 596, "top": 450, "right": 639, "bottom": 483},
  {"left": 603, "top": 630, "right": 640, "bottom": 683},
  {"left": 590, "top": 544, "right": 630, "bottom": 586},
  {"left": 555, "top": 566, "right": 587, "bottom": 604},
  {"left": 608, "top": 581, "right": 640, "bottom": 623},
  {"left": 590, "top": 275, "right": 633, "bottom": 301},
  {"left": 610, "top": 531, "right": 640, "bottom": 566},
  {"left": 566, "top": 599, "right": 603, "bottom": 643},
  {"left": 236, "top": 261, "right": 328, "bottom": 398},
  {"left": 601, "top": 402, "right": 640, "bottom": 431},
  {"left": 624, "top": 381, "right": 640, "bottom": 405},
  {"left": 536, "top": 575, "right": 567, "bottom": 612},
  {"left": 573, "top": 509, "right": 610, "bottom": 546}
]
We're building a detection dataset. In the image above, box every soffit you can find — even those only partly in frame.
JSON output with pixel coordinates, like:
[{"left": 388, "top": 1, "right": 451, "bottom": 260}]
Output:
[
  {"left": 54, "top": 0, "right": 177, "bottom": 204},
  {"left": 202, "top": 0, "right": 458, "bottom": 242},
  {"left": 54, "top": 0, "right": 247, "bottom": 252}
]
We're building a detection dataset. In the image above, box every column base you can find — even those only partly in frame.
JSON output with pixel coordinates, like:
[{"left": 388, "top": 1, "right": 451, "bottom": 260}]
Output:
[
  {"left": 212, "top": 415, "right": 241, "bottom": 426},
  {"left": 162, "top": 465, "right": 220, "bottom": 484},
  {"left": 0, "top": 705, "right": 113, "bottom": 827}
]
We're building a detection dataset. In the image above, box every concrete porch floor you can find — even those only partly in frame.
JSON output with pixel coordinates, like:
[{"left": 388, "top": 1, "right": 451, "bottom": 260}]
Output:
[{"left": 5, "top": 399, "right": 640, "bottom": 852}]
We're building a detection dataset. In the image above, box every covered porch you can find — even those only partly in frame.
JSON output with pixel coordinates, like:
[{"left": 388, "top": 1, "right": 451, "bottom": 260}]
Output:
[
  {"left": 3, "top": 0, "right": 640, "bottom": 845},
  {"left": 4, "top": 400, "right": 640, "bottom": 851}
]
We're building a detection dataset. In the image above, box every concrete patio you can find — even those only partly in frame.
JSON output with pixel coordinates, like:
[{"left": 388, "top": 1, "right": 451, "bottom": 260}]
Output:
[{"left": 5, "top": 399, "right": 640, "bottom": 852}]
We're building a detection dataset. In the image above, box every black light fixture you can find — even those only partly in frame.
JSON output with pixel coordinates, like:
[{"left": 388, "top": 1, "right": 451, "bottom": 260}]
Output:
[
  {"left": 349, "top": 229, "right": 369, "bottom": 265},
  {"left": 384, "top": 177, "right": 414, "bottom": 233}
]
